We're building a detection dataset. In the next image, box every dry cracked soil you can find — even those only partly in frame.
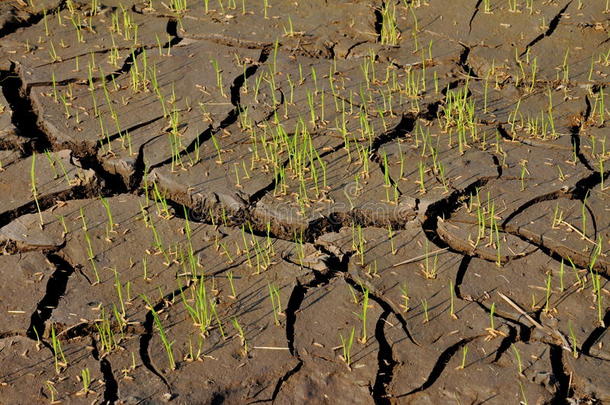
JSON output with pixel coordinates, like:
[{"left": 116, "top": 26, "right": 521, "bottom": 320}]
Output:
[{"left": 0, "top": 0, "right": 609, "bottom": 404}]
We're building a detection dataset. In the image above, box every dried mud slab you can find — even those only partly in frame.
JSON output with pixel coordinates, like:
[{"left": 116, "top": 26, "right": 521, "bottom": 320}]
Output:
[
  {"left": 0, "top": 88, "right": 30, "bottom": 152},
  {"left": 157, "top": 0, "right": 377, "bottom": 59},
  {"left": 567, "top": 354, "right": 610, "bottom": 403},
  {"left": 0, "top": 251, "right": 55, "bottom": 335},
  {"left": 3, "top": 6, "right": 168, "bottom": 86},
  {"left": 0, "top": 150, "right": 98, "bottom": 225},
  {"left": 0, "top": 335, "right": 105, "bottom": 403}
]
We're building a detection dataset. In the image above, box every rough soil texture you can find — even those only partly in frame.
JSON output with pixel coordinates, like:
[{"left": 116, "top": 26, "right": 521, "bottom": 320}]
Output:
[{"left": 0, "top": 0, "right": 608, "bottom": 404}]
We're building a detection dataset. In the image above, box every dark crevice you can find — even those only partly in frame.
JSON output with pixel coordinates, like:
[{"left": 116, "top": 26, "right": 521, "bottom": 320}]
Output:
[
  {"left": 373, "top": 7, "right": 383, "bottom": 43},
  {"left": 97, "top": 115, "right": 165, "bottom": 159},
  {"left": 581, "top": 309, "right": 610, "bottom": 356},
  {"left": 139, "top": 283, "right": 193, "bottom": 392},
  {"left": 492, "top": 324, "right": 517, "bottom": 363},
  {"left": 421, "top": 177, "right": 492, "bottom": 246},
  {"left": 549, "top": 344, "right": 571, "bottom": 404},
  {"left": 129, "top": 133, "right": 164, "bottom": 191},
  {"left": 345, "top": 278, "right": 419, "bottom": 346},
  {"left": 26, "top": 253, "right": 75, "bottom": 340},
  {"left": 0, "top": 177, "right": 101, "bottom": 229},
  {"left": 80, "top": 153, "right": 128, "bottom": 195},
  {"left": 265, "top": 360, "right": 303, "bottom": 403},
  {"left": 454, "top": 255, "right": 471, "bottom": 299},
  {"left": 371, "top": 310, "right": 397, "bottom": 405},
  {"left": 102, "top": 18, "right": 182, "bottom": 84},
  {"left": 491, "top": 154, "right": 503, "bottom": 178},
  {"left": 569, "top": 96, "right": 594, "bottom": 171},
  {"left": 398, "top": 337, "right": 477, "bottom": 397},
  {"left": 0, "top": 1, "right": 66, "bottom": 39},
  {"left": 570, "top": 169, "right": 609, "bottom": 201},
  {"left": 420, "top": 101, "right": 442, "bottom": 121},
  {"left": 0, "top": 67, "right": 52, "bottom": 153},
  {"left": 166, "top": 19, "right": 181, "bottom": 46},
  {"left": 458, "top": 45, "right": 478, "bottom": 78},
  {"left": 501, "top": 189, "right": 564, "bottom": 228},
  {"left": 468, "top": 0, "right": 483, "bottom": 34},
  {"left": 285, "top": 282, "right": 306, "bottom": 357},
  {"left": 147, "top": 47, "right": 269, "bottom": 174},
  {"left": 104, "top": 47, "right": 145, "bottom": 83},
  {"left": 231, "top": 49, "right": 270, "bottom": 108},
  {"left": 370, "top": 113, "right": 416, "bottom": 159},
  {"left": 520, "top": 1, "right": 572, "bottom": 56},
  {"left": 91, "top": 338, "right": 119, "bottom": 403}
]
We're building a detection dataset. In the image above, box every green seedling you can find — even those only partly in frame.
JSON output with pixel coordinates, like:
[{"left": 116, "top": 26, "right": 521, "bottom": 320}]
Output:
[
  {"left": 568, "top": 320, "right": 579, "bottom": 358},
  {"left": 78, "top": 368, "right": 92, "bottom": 395},
  {"left": 421, "top": 299, "right": 429, "bottom": 323},
  {"left": 559, "top": 258, "right": 565, "bottom": 291},
  {"left": 95, "top": 308, "right": 117, "bottom": 353},
  {"left": 268, "top": 283, "right": 283, "bottom": 326},
  {"left": 149, "top": 301, "right": 176, "bottom": 370},
  {"left": 512, "top": 344, "right": 523, "bottom": 375},
  {"left": 227, "top": 271, "right": 237, "bottom": 299},
  {"left": 399, "top": 282, "right": 410, "bottom": 312},
  {"left": 231, "top": 317, "right": 248, "bottom": 356},
  {"left": 30, "top": 153, "right": 44, "bottom": 228},
  {"left": 592, "top": 271, "right": 605, "bottom": 327},
  {"left": 51, "top": 323, "right": 67, "bottom": 373},
  {"left": 380, "top": 2, "right": 399, "bottom": 45},
  {"left": 355, "top": 286, "right": 370, "bottom": 343},
  {"left": 339, "top": 326, "right": 356, "bottom": 369},
  {"left": 456, "top": 345, "right": 468, "bottom": 369},
  {"left": 46, "top": 381, "right": 59, "bottom": 404},
  {"left": 581, "top": 191, "right": 589, "bottom": 239},
  {"left": 182, "top": 279, "right": 212, "bottom": 336},
  {"left": 519, "top": 381, "right": 529, "bottom": 405},
  {"left": 449, "top": 281, "right": 457, "bottom": 319},
  {"left": 422, "top": 240, "right": 438, "bottom": 279},
  {"left": 543, "top": 272, "right": 552, "bottom": 315}
]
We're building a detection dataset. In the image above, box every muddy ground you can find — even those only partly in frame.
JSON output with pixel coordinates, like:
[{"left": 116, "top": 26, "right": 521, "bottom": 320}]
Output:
[{"left": 0, "top": 0, "right": 608, "bottom": 404}]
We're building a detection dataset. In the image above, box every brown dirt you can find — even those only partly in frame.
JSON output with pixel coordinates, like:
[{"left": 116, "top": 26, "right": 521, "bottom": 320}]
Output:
[{"left": 0, "top": 0, "right": 608, "bottom": 404}]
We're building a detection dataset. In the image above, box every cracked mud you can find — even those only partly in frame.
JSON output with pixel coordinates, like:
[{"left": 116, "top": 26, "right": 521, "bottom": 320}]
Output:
[{"left": 0, "top": 0, "right": 609, "bottom": 404}]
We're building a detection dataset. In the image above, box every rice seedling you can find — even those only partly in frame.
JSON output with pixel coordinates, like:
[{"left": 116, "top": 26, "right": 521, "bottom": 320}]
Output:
[
  {"left": 421, "top": 298, "right": 429, "bottom": 323},
  {"left": 421, "top": 240, "right": 438, "bottom": 279},
  {"left": 355, "top": 285, "right": 370, "bottom": 343},
  {"left": 512, "top": 344, "right": 524, "bottom": 375},
  {"left": 268, "top": 283, "right": 283, "bottom": 326},
  {"left": 483, "top": 0, "right": 491, "bottom": 13},
  {"left": 519, "top": 160, "right": 529, "bottom": 191},
  {"left": 181, "top": 278, "right": 212, "bottom": 336},
  {"left": 339, "top": 326, "right": 356, "bottom": 369},
  {"left": 399, "top": 282, "right": 410, "bottom": 312},
  {"left": 543, "top": 272, "right": 552, "bottom": 315},
  {"left": 231, "top": 317, "right": 248, "bottom": 356},
  {"left": 456, "top": 345, "right": 468, "bottom": 369},
  {"left": 50, "top": 323, "right": 67, "bottom": 373},
  {"left": 77, "top": 368, "right": 92, "bottom": 396},
  {"left": 449, "top": 280, "right": 457, "bottom": 319},
  {"left": 581, "top": 191, "right": 589, "bottom": 240},
  {"left": 388, "top": 225, "right": 397, "bottom": 255},
  {"left": 568, "top": 320, "right": 579, "bottom": 358},
  {"left": 30, "top": 153, "right": 44, "bottom": 228},
  {"left": 96, "top": 308, "right": 117, "bottom": 353},
  {"left": 143, "top": 295, "right": 176, "bottom": 370},
  {"left": 227, "top": 271, "right": 237, "bottom": 299},
  {"left": 592, "top": 270, "right": 604, "bottom": 327},
  {"left": 380, "top": 2, "right": 399, "bottom": 46},
  {"left": 485, "top": 302, "right": 506, "bottom": 339},
  {"left": 45, "top": 381, "right": 59, "bottom": 404}
]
